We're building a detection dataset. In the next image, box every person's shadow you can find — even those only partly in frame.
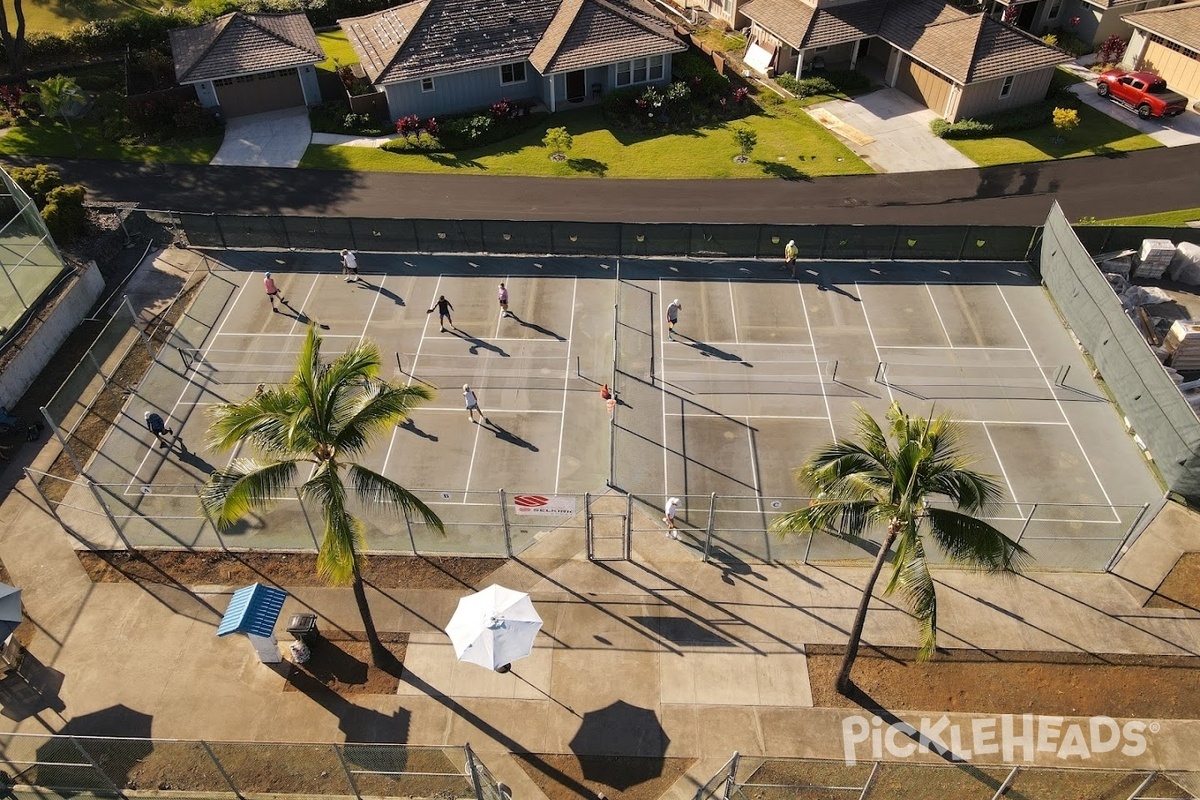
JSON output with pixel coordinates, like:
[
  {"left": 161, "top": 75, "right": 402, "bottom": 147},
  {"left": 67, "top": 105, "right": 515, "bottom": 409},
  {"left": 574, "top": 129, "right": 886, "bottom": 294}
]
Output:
[
  {"left": 483, "top": 419, "right": 538, "bottom": 451},
  {"left": 399, "top": 418, "right": 438, "bottom": 442},
  {"left": 452, "top": 330, "right": 509, "bottom": 357},
  {"left": 178, "top": 448, "right": 215, "bottom": 474},
  {"left": 361, "top": 280, "right": 404, "bottom": 306},
  {"left": 509, "top": 315, "right": 566, "bottom": 341}
]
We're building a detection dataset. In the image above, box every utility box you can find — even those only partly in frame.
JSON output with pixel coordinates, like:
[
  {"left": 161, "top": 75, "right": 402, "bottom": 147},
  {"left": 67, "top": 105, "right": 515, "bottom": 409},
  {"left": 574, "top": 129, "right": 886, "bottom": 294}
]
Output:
[{"left": 286, "top": 613, "right": 320, "bottom": 645}]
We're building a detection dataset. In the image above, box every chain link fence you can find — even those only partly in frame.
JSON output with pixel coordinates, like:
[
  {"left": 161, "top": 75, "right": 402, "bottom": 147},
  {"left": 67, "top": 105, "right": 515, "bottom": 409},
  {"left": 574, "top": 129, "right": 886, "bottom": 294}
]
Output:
[
  {"left": 0, "top": 733, "right": 498, "bottom": 800},
  {"left": 0, "top": 168, "right": 70, "bottom": 344},
  {"left": 698, "top": 753, "right": 1198, "bottom": 800}
]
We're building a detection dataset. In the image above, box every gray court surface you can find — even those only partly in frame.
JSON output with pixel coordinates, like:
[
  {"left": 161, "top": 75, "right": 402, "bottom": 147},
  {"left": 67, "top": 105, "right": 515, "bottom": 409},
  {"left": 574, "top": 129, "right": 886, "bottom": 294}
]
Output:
[{"left": 62, "top": 252, "right": 1162, "bottom": 568}]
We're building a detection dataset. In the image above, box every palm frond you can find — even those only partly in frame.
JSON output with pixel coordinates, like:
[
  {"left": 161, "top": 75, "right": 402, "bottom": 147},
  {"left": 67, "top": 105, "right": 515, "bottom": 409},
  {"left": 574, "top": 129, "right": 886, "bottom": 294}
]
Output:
[
  {"left": 335, "top": 384, "right": 435, "bottom": 457},
  {"left": 200, "top": 459, "right": 299, "bottom": 530},
  {"left": 302, "top": 463, "right": 363, "bottom": 586},
  {"left": 890, "top": 530, "right": 938, "bottom": 661},
  {"left": 207, "top": 390, "right": 311, "bottom": 456},
  {"left": 771, "top": 498, "right": 883, "bottom": 539},
  {"left": 349, "top": 464, "right": 445, "bottom": 531},
  {"left": 927, "top": 508, "right": 1030, "bottom": 573}
]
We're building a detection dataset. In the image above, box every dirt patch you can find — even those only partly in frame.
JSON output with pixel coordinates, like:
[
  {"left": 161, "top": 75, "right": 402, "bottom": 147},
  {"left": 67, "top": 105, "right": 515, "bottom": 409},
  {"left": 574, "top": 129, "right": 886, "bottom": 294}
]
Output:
[
  {"left": 808, "top": 646, "right": 1200, "bottom": 719},
  {"left": 514, "top": 754, "right": 695, "bottom": 800},
  {"left": 283, "top": 632, "right": 407, "bottom": 695},
  {"left": 78, "top": 550, "right": 505, "bottom": 589},
  {"left": 1147, "top": 553, "right": 1200, "bottom": 610}
]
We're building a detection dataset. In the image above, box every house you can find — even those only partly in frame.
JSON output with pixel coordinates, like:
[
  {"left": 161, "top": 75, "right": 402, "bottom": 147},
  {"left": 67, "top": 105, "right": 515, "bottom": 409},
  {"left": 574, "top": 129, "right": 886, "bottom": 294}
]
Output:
[
  {"left": 1121, "top": 0, "right": 1200, "bottom": 99},
  {"left": 988, "top": 0, "right": 1177, "bottom": 48},
  {"left": 339, "top": 0, "right": 688, "bottom": 121},
  {"left": 739, "top": 0, "right": 1071, "bottom": 121},
  {"left": 169, "top": 12, "right": 325, "bottom": 118}
]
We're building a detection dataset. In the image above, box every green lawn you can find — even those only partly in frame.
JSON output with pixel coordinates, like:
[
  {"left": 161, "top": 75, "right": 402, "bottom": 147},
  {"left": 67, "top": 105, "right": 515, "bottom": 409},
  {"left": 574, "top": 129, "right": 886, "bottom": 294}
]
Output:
[
  {"left": 301, "top": 103, "right": 873, "bottom": 179},
  {"left": 317, "top": 30, "right": 358, "bottom": 73},
  {"left": 1091, "top": 208, "right": 1200, "bottom": 226},
  {"left": 4, "top": 0, "right": 215, "bottom": 32},
  {"left": 0, "top": 119, "right": 221, "bottom": 164},
  {"left": 946, "top": 104, "right": 1161, "bottom": 166}
]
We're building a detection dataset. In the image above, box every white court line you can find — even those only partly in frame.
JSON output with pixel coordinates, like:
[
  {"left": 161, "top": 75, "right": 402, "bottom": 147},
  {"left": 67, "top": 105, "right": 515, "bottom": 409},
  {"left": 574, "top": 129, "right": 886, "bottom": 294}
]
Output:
[
  {"left": 405, "top": 275, "right": 442, "bottom": 389},
  {"left": 554, "top": 277, "right": 579, "bottom": 493},
  {"left": 288, "top": 274, "right": 321, "bottom": 336},
  {"left": 421, "top": 407, "right": 562, "bottom": 414},
  {"left": 128, "top": 273, "right": 254, "bottom": 491},
  {"left": 981, "top": 421, "right": 1025, "bottom": 518},
  {"left": 379, "top": 424, "right": 402, "bottom": 480},
  {"left": 664, "top": 340, "right": 812, "bottom": 348},
  {"left": 358, "top": 273, "right": 386, "bottom": 346},
  {"left": 728, "top": 280, "right": 740, "bottom": 346},
  {"left": 877, "top": 344, "right": 1028, "bottom": 351},
  {"left": 995, "top": 285, "right": 1118, "bottom": 521},
  {"left": 926, "top": 284, "right": 954, "bottom": 346},
  {"left": 665, "top": 412, "right": 830, "bottom": 420},
  {"left": 798, "top": 283, "right": 836, "bottom": 439},
  {"left": 855, "top": 282, "right": 893, "bottom": 404},
  {"left": 662, "top": 356, "right": 825, "bottom": 365},
  {"left": 462, "top": 414, "right": 483, "bottom": 500},
  {"left": 207, "top": 332, "right": 361, "bottom": 338},
  {"left": 659, "top": 279, "right": 669, "bottom": 500}
]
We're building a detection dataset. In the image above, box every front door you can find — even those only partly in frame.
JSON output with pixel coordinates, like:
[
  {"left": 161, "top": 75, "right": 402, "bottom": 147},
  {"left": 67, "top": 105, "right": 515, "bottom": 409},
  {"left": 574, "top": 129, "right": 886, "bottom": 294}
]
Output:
[
  {"left": 566, "top": 70, "right": 586, "bottom": 103},
  {"left": 1017, "top": 2, "right": 1037, "bottom": 30}
]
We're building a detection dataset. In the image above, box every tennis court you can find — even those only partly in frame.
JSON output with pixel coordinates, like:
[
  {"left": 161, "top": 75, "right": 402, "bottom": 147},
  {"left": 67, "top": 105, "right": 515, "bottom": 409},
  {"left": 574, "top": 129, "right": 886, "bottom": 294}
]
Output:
[{"left": 54, "top": 252, "right": 1161, "bottom": 568}]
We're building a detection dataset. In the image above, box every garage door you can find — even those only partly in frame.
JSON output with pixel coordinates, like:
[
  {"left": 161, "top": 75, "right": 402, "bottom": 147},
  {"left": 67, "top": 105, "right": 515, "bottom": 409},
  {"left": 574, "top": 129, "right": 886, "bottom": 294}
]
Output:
[
  {"left": 1140, "top": 40, "right": 1200, "bottom": 99},
  {"left": 895, "top": 56, "right": 952, "bottom": 116},
  {"left": 215, "top": 69, "right": 305, "bottom": 117}
]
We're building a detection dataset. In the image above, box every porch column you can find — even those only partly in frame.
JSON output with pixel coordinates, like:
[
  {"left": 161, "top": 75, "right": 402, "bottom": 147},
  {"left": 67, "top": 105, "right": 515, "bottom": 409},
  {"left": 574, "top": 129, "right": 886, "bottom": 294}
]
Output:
[
  {"left": 850, "top": 39, "right": 860, "bottom": 70},
  {"left": 549, "top": 75, "right": 557, "bottom": 113},
  {"left": 795, "top": 48, "right": 806, "bottom": 79}
]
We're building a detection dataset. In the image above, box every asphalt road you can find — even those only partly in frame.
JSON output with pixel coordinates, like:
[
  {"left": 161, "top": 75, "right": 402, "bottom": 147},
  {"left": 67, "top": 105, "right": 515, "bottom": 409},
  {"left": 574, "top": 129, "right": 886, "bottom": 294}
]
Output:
[{"left": 18, "top": 143, "right": 1200, "bottom": 225}]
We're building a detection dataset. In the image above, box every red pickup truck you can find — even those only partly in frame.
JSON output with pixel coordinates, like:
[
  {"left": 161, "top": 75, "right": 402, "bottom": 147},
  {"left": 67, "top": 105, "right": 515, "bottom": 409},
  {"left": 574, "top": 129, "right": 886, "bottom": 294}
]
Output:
[{"left": 1096, "top": 70, "right": 1188, "bottom": 119}]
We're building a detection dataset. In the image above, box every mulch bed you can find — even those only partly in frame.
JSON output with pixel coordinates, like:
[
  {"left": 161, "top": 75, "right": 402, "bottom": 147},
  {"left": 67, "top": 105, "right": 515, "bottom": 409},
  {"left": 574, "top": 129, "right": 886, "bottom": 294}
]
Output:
[
  {"left": 283, "top": 632, "right": 408, "bottom": 695},
  {"left": 1146, "top": 552, "right": 1200, "bottom": 610},
  {"left": 808, "top": 645, "right": 1200, "bottom": 719},
  {"left": 78, "top": 550, "right": 504, "bottom": 590},
  {"left": 513, "top": 754, "right": 695, "bottom": 800}
]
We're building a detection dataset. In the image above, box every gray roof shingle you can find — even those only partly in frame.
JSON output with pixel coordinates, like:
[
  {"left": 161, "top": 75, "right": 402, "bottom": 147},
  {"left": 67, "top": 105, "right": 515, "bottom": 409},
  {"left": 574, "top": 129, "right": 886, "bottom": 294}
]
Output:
[
  {"left": 1124, "top": 0, "right": 1200, "bottom": 52},
  {"left": 530, "top": 0, "right": 684, "bottom": 74},
  {"left": 741, "top": 0, "right": 1069, "bottom": 84},
  {"left": 170, "top": 11, "right": 323, "bottom": 83}
]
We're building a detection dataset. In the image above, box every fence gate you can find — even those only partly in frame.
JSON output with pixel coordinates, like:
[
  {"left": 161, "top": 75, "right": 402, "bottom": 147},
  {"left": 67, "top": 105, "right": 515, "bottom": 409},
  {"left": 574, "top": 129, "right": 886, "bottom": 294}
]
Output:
[{"left": 586, "top": 492, "right": 630, "bottom": 561}]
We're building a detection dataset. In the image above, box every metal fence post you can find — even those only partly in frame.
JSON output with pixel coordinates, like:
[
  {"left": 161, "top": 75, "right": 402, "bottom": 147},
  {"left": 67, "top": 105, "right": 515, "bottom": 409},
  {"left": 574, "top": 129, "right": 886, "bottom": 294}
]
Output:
[
  {"left": 585, "top": 492, "right": 593, "bottom": 560},
  {"left": 402, "top": 503, "right": 418, "bottom": 554},
  {"left": 721, "top": 752, "right": 740, "bottom": 800},
  {"left": 200, "top": 740, "right": 244, "bottom": 799},
  {"left": 124, "top": 295, "right": 155, "bottom": 360},
  {"left": 198, "top": 489, "right": 229, "bottom": 552},
  {"left": 23, "top": 468, "right": 63, "bottom": 523},
  {"left": 1014, "top": 502, "right": 1038, "bottom": 546},
  {"left": 464, "top": 744, "right": 485, "bottom": 800},
  {"left": 86, "top": 479, "right": 132, "bottom": 548},
  {"left": 213, "top": 214, "right": 227, "bottom": 249},
  {"left": 1106, "top": 501, "right": 1154, "bottom": 573},
  {"left": 88, "top": 351, "right": 109, "bottom": 387},
  {"left": 332, "top": 744, "right": 361, "bottom": 800},
  {"left": 68, "top": 736, "right": 124, "bottom": 798},
  {"left": 703, "top": 492, "right": 717, "bottom": 563},
  {"left": 499, "top": 489, "right": 512, "bottom": 558},
  {"left": 989, "top": 766, "right": 1019, "bottom": 800},
  {"left": 625, "top": 491, "right": 633, "bottom": 560},
  {"left": 41, "top": 406, "right": 85, "bottom": 475},
  {"left": 804, "top": 528, "right": 816, "bottom": 565}
]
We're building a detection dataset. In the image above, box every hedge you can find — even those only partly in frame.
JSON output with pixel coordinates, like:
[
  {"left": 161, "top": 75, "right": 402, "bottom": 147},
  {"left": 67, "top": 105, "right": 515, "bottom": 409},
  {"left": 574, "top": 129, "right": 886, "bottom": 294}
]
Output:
[{"left": 930, "top": 92, "right": 1082, "bottom": 139}]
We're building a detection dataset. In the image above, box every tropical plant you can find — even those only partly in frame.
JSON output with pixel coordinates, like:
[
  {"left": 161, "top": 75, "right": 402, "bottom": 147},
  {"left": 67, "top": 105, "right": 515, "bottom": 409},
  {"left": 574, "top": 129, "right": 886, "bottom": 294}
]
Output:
[
  {"left": 771, "top": 402, "right": 1029, "bottom": 694},
  {"left": 732, "top": 126, "right": 757, "bottom": 162},
  {"left": 26, "top": 74, "right": 85, "bottom": 145},
  {"left": 543, "top": 126, "right": 573, "bottom": 161},
  {"left": 200, "top": 326, "right": 443, "bottom": 667},
  {"left": 1053, "top": 106, "right": 1080, "bottom": 140}
]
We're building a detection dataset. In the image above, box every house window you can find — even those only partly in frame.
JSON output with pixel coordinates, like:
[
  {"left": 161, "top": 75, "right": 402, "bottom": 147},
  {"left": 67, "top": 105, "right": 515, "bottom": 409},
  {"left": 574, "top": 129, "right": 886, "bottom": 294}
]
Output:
[
  {"left": 1000, "top": 75, "right": 1014, "bottom": 98},
  {"left": 722, "top": 0, "right": 732, "bottom": 15},
  {"left": 1048, "top": 0, "right": 1062, "bottom": 19},
  {"left": 500, "top": 62, "right": 527, "bottom": 85},
  {"left": 421, "top": 77, "right": 435, "bottom": 93},
  {"left": 615, "top": 55, "right": 665, "bottom": 87}
]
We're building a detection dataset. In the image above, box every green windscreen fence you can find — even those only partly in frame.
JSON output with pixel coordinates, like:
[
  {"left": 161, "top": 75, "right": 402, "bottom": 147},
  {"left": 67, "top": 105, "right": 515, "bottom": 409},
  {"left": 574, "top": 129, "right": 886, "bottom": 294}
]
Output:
[{"left": 1038, "top": 203, "right": 1200, "bottom": 502}]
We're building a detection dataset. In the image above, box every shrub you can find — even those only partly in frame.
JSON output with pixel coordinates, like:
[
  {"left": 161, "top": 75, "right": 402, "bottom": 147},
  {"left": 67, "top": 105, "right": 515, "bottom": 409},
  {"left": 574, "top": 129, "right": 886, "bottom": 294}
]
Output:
[
  {"left": 732, "top": 126, "right": 757, "bottom": 160},
  {"left": 124, "top": 89, "right": 214, "bottom": 138},
  {"left": 9, "top": 164, "right": 62, "bottom": 207},
  {"left": 825, "top": 70, "right": 871, "bottom": 95},
  {"left": 171, "top": 100, "right": 220, "bottom": 135},
  {"left": 1097, "top": 35, "right": 1128, "bottom": 66},
  {"left": 543, "top": 126, "right": 573, "bottom": 160},
  {"left": 42, "top": 183, "right": 87, "bottom": 242},
  {"left": 1042, "top": 33, "right": 1058, "bottom": 47},
  {"left": 1053, "top": 106, "right": 1080, "bottom": 133},
  {"left": 671, "top": 48, "right": 730, "bottom": 101},
  {"left": 380, "top": 131, "right": 440, "bottom": 152},
  {"left": 396, "top": 113, "right": 421, "bottom": 136},
  {"left": 930, "top": 96, "right": 1080, "bottom": 139}
]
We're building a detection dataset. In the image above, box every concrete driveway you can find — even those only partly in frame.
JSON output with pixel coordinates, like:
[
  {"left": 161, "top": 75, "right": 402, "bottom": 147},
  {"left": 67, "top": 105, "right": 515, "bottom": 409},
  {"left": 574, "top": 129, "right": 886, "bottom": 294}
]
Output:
[
  {"left": 805, "top": 88, "right": 977, "bottom": 173},
  {"left": 1064, "top": 71, "right": 1200, "bottom": 147},
  {"left": 210, "top": 107, "right": 312, "bottom": 168}
]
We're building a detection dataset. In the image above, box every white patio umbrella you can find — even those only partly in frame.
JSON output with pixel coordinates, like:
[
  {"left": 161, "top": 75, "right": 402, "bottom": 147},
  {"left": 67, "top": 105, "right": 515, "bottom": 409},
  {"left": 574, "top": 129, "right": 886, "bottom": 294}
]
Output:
[
  {"left": 445, "top": 584, "right": 542, "bottom": 671},
  {"left": 0, "top": 583, "right": 22, "bottom": 641}
]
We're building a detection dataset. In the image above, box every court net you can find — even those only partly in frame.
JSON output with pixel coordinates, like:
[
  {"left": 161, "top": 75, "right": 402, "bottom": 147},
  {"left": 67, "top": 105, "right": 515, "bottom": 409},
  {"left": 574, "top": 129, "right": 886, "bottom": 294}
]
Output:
[
  {"left": 397, "top": 352, "right": 585, "bottom": 391},
  {"left": 877, "top": 361, "right": 1070, "bottom": 399},
  {"left": 660, "top": 359, "right": 838, "bottom": 395},
  {"left": 180, "top": 348, "right": 300, "bottom": 383}
]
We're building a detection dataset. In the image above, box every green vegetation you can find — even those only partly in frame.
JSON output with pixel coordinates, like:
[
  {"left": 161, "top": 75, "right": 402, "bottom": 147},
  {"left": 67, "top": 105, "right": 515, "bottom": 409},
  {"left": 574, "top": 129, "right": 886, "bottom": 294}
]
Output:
[
  {"left": 945, "top": 104, "right": 1160, "bottom": 166},
  {"left": 3, "top": 0, "right": 164, "bottom": 33},
  {"left": 301, "top": 104, "right": 872, "bottom": 179},
  {"left": 1090, "top": 208, "right": 1200, "bottom": 226},
  {"left": 690, "top": 26, "right": 747, "bottom": 54},
  {"left": 316, "top": 29, "right": 358, "bottom": 73},
  {"left": 0, "top": 120, "right": 220, "bottom": 163}
]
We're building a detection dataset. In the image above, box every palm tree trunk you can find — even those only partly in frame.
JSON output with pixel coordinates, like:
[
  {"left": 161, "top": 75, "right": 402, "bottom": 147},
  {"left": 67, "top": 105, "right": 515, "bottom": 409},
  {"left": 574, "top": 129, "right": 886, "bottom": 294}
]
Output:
[
  {"left": 350, "top": 563, "right": 389, "bottom": 668},
  {"left": 836, "top": 527, "right": 899, "bottom": 695}
]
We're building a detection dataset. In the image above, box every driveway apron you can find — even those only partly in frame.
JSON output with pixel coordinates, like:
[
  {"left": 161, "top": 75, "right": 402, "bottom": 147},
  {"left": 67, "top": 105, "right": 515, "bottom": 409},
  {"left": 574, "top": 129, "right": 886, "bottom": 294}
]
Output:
[
  {"left": 806, "top": 88, "right": 978, "bottom": 173},
  {"left": 210, "top": 107, "right": 312, "bottom": 168}
]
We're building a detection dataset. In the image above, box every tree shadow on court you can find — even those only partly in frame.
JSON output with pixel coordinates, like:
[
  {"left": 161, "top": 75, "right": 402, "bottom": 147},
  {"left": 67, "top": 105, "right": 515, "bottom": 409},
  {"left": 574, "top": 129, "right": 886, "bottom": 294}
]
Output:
[
  {"left": 482, "top": 419, "right": 538, "bottom": 451},
  {"left": 399, "top": 418, "right": 438, "bottom": 442},
  {"left": 452, "top": 330, "right": 509, "bottom": 357},
  {"left": 361, "top": 280, "right": 405, "bottom": 306},
  {"left": 509, "top": 314, "right": 566, "bottom": 341}
]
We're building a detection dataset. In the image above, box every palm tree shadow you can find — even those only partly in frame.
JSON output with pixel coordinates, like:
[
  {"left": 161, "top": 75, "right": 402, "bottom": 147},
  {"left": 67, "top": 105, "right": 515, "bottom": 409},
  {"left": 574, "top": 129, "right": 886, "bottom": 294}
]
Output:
[
  {"left": 451, "top": 330, "right": 509, "bottom": 357},
  {"left": 483, "top": 419, "right": 538, "bottom": 451},
  {"left": 841, "top": 683, "right": 982, "bottom": 768},
  {"left": 399, "top": 418, "right": 438, "bottom": 442}
]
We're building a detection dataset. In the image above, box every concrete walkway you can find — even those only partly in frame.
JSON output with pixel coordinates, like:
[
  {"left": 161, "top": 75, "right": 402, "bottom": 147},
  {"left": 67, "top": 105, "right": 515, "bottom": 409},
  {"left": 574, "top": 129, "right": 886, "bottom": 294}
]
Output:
[
  {"left": 211, "top": 107, "right": 312, "bottom": 168},
  {"left": 1064, "top": 71, "right": 1200, "bottom": 148}
]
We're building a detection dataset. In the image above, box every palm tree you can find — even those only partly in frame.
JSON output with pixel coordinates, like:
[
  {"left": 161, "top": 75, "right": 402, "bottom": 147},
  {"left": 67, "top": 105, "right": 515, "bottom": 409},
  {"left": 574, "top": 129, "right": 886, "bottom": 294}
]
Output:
[
  {"left": 771, "top": 402, "right": 1029, "bottom": 695},
  {"left": 27, "top": 75, "right": 85, "bottom": 145},
  {"left": 200, "top": 325, "right": 442, "bottom": 667}
]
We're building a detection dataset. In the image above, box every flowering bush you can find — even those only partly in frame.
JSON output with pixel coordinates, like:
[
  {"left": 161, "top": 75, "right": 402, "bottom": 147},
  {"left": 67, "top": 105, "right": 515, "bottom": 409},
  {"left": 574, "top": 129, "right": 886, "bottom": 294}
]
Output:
[
  {"left": 490, "top": 98, "right": 514, "bottom": 119},
  {"left": 734, "top": 87, "right": 749, "bottom": 104},
  {"left": 1097, "top": 35, "right": 1128, "bottom": 66},
  {"left": 0, "top": 84, "right": 28, "bottom": 116},
  {"left": 396, "top": 113, "right": 422, "bottom": 136}
]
